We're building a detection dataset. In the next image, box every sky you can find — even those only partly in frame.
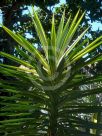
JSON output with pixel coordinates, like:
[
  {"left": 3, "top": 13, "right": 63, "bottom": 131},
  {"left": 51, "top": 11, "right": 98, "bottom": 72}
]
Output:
[{"left": 0, "top": 0, "right": 102, "bottom": 31}]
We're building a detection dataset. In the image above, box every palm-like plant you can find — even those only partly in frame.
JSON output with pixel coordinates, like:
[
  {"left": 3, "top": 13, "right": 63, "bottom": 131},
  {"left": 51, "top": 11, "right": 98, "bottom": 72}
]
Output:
[{"left": 0, "top": 9, "right": 102, "bottom": 136}]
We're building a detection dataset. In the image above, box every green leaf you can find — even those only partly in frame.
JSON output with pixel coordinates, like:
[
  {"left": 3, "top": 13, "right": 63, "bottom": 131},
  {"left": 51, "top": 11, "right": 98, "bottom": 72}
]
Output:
[
  {"left": 48, "top": 14, "right": 56, "bottom": 74},
  {"left": 72, "top": 36, "right": 102, "bottom": 63},
  {"left": 0, "top": 52, "right": 34, "bottom": 69},
  {"left": 56, "top": 11, "right": 65, "bottom": 49},
  {"left": 31, "top": 7, "right": 48, "bottom": 59},
  {"left": 1, "top": 25, "right": 50, "bottom": 72}
]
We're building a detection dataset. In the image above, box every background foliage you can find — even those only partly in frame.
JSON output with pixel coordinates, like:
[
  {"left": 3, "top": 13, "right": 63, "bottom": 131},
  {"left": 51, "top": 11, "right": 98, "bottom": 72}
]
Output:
[{"left": 0, "top": 0, "right": 102, "bottom": 135}]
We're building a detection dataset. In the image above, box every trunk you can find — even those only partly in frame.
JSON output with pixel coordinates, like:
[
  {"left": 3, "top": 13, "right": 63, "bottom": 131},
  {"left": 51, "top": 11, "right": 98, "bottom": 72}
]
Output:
[{"left": 48, "top": 92, "right": 58, "bottom": 136}]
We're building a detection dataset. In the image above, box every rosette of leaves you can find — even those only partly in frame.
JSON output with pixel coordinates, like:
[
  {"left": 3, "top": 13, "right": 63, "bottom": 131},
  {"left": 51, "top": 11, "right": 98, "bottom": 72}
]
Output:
[{"left": 0, "top": 8, "right": 102, "bottom": 136}]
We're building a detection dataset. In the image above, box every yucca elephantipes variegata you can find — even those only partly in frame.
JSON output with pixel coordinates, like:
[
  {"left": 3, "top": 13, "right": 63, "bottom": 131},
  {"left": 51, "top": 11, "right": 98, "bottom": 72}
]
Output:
[{"left": 0, "top": 8, "right": 102, "bottom": 136}]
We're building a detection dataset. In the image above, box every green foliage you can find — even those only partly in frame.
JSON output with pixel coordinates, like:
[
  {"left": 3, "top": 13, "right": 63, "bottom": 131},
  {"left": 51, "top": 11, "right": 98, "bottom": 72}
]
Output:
[{"left": 0, "top": 9, "right": 102, "bottom": 136}]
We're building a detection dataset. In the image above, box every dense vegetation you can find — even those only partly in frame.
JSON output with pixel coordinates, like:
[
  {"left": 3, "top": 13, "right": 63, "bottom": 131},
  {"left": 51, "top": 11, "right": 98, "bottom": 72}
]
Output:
[{"left": 0, "top": 0, "right": 102, "bottom": 136}]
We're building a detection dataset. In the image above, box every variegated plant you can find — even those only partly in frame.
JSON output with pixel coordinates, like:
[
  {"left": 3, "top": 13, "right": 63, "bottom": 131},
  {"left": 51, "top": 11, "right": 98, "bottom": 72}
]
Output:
[{"left": 0, "top": 9, "right": 102, "bottom": 136}]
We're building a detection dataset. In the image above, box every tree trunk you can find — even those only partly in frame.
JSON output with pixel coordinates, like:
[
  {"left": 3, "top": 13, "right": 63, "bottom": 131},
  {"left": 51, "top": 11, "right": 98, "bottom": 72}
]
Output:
[{"left": 48, "top": 92, "right": 58, "bottom": 136}]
